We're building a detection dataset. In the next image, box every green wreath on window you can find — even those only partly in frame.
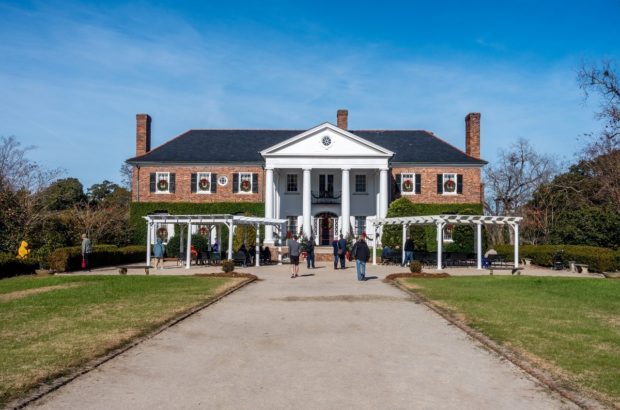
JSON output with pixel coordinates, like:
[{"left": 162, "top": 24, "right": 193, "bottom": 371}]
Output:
[
  {"left": 402, "top": 179, "right": 414, "bottom": 192},
  {"left": 240, "top": 179, "right": 251, "bottom": 192},
  {"left": 157, "top": 179, "right": 168, "bottom": 191},
  {"left": 444, "top": 179, "right": 456, "bottom": 192},
  {"left": 199, "top": 178, "right": 210, "bottom": 191}
]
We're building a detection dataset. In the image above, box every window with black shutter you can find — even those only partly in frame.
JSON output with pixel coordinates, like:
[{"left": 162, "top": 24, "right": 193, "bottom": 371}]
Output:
[
  {"left": 252, "top": 173, "right": 258, "bottom": 193},
  {"left": 437, "top": 174, "right": 443, "bottom": 194},
  {"left": 169, "top": 173, "right": 176, "bottom": 193},
  {"left": 395, "top": 174, "right": 401, "bottom": 194},
  {"left": 457, "top": 174, "right": 463, "bottom": 194},
  {"left": 149, "top": 173, "right": 156, "bottom": 192},
  {"left": 191, "top": 173, "right": 197, "bottom": 193},
  {"left": 232, "top": 173, "right": 239, "bottom": 193},
  {"left": 415, "top": 174, "right": 421, "bottom": 194},
  {"left": 211, "top": 173, "right": 217, "bottom": 193}
]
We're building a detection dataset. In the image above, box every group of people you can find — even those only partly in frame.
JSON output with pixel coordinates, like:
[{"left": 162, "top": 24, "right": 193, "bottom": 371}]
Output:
[
  {"left": 237, "top": 243, "right": 272, "bottom": 266},
  {"left": 286, "top": 233, "right": 371, "bottom": 281}
]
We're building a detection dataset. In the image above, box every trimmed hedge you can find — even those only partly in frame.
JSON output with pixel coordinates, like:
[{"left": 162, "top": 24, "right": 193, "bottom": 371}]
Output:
[
  {"left": 129, "top": 202, "right": 264, "bottom": 244},
  {"left": 0, "top": 254, "right": 38, "bottom": 279},
  {"left": 382, "top": 199, "right": 484, "bottom": 251},
  {"left": 48, "top": 245, "right": 146, "bottom": 272},
  {"left": 495, "top": 244, "right": 620, "bottom": 273}
]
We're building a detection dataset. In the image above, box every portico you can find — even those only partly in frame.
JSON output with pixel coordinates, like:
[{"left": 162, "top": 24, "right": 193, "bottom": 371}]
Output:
[{"left": 261, "top": 123, "right": 393, "bottom": 245}]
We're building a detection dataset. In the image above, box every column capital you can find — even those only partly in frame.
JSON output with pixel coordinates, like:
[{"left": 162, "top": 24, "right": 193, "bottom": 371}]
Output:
[
  {"left": 303, "top": 167, "right": 312, "bottom": 172},
  {"left": 265, "top": 166, "right": 275, "bottom": 171},
  {"left": 341, "top": 167, "right": 351, "bottom": 172},
  {"left": 379, "top": 168, "right": 389, "bottom": 172}
]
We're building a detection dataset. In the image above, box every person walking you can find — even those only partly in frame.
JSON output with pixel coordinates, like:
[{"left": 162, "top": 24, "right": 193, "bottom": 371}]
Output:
[
  {"left": 153, "top": 237, "right": 165, "bottom": 269},
  {"left": 401, "top": 235, "right": 414, "bottom": 267},
  {"left": 331, "top": 236, "right": 339, "bottom": 269},
  {"left": 81, "top": 233, "right": 92, "bottom": 271},
  {"left": 337, "top": 234, "right": 347, "bottom": 269},
  {"left": 287, "top": 235, "right": 301, "bottom": 278},
  {"left": 352, "top": 234, "right": 370, "bottom": 281},
  {"left": 306, "top": 235, "right": 316, "bottom": 269}
]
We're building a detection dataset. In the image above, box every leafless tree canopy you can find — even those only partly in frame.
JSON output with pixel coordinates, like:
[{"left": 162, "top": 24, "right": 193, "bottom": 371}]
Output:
[
  {"left": 484, "top": 138, "right": 558, "bottom": 216},
  {"left": 0, "top": 136, "right": 62, "bottom": 193}
]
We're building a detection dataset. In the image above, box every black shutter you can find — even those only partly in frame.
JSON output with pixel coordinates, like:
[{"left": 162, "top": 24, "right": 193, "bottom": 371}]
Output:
[
  {"left": 211, "top": 173, "right": 217, "bottom": 193},
  {"left": 149, "top": 173, "right": 156, "bottom": 192},
  {"left": 233, "top": 173, "right": 239, "bottom": 193},
  {"left": 252, "top": 173, "right": 259, "bottom": 193},
  {"left": 415, "top": 174, "right": 421, "bottom": 194},
  {"left": 457, "top": 174, "right": 463, "bottom": 194},
  {"left": 169, "top": 173, "right": 176, "bottom": 193},
  {"left": 191, "top": 173, "right": 197, "bottom": 193},
  {"left": 437, "top": 174, "right": 443, "bottom": 194},
  {"left": 395, "top": 173, "right": 401, "bottom": 194}
]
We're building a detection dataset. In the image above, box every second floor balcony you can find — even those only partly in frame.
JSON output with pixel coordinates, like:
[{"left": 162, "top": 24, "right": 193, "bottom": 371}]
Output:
[{"left": 311, "top": 190, "right": 341, "bottom": 204}]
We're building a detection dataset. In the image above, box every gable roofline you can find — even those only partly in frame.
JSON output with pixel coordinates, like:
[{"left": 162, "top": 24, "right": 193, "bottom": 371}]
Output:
[{"left": 260, "top": 122, "right": 394, "bottom": 157}]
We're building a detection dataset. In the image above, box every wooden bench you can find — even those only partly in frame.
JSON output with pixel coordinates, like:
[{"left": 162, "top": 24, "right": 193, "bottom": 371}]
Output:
[
  {"left": 117, "top": 265, "right": 152, "bottom": 275},
  {"left": 488, "top": 266, "right": 523, "bottom": 276}
]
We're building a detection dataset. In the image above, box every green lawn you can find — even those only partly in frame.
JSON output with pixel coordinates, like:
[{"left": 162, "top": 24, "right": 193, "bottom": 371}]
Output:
[
  {"left": 402, "top": 276, "right": 620, "bottom": 405},
  {"left": 0, "top": 275, "right": 241, "bottom": 405}
]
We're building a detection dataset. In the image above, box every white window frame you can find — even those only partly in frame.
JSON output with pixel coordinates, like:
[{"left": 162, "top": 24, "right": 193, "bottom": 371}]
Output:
[
  {"left": 354, "top": 216, "right": 366, "bottom": 237},
  {"left": 218, "top": 175, "right": 228, "bottom": 186},
  {"left": 286, "top": 216, "right": 298, "bottom": 236},
  {"left": 442, "top": 173, "right": 457, "bottom": 195},
  {"left": 156, "top": 172, "right": 170, "bottom": 194},
  {"left": 197, "top": 172, "right": 212, "bottom": 194},
  {"left": 401, "top": 173, "right": 415, "bottom": 195},
  {"left": 286, "top": 174, "right": 298, "bottom": 193},
  {"left": 443, "top": 224, "right": 454, "bottom": 242},
  {"left": 239, "top": 172, "right": 253, "bottom": 194},
  {"left": 354, "top": 174, "right": 366, "bottom": 193}
]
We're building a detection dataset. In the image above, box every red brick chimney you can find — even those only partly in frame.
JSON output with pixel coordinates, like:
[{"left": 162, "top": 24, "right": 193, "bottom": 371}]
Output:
[
  {"left": 337, "top": 109, "right": 348, "bottom": 130},
  {"left": 136, "top": 114, "right": 151, "bottom": 156},
  {"left": 465, "top": 112, "right": 481, "bottom": 158}
]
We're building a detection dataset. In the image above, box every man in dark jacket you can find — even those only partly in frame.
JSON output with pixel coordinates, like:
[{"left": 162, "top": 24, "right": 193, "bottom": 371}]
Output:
[
  {"left": 401, "top": 235, "right": 414, "bottom": 267},
  {"left": 331, "top": 236, "right": 339, "bottom": 269},
  {"left": 337, "top": 234, "right": 348, "bottom": 269},
  {"left": 352, "top": 234, "right": 370, "bottom": 281},
  {"left": 306, "top": 235, "right": 316, "bottom": 269}
]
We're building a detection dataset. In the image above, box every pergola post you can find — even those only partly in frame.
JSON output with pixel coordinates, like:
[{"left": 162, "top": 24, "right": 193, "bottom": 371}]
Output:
[
  {"left": 277, "top": 223, "right": 284, "bottom": 265},
  {"left": 476, "top": 222, "right": 482, "bottom": 269},
  {"left": 146, "top": 221, "right": 152, "bottom": 266},
  {"left": 401, "top": 224, "right": 407, "bottom": 264},
  {"left": 217, "top": 224, "right": 222, "bottom": 250},
  {"left": 372, "top": 221, "right": 377, "bottom": 266},
  {"left": 186, "top": 221, "right": 192, "bottom": 269},
  {"left": 436, "top": 221, "right": 444, "bottom": 270},
  {"left": 513, "top": 223, "right": 520, "bottom": 268},
  {"left": 255, "top": 223, "right": 260, "bottom": 267},
  {"left": 227, "top": 220, "right": 234, "bottom": 260}
]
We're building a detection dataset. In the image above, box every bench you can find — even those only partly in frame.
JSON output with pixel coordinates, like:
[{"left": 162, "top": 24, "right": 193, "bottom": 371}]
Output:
[
  {"left": 117, "top": 265, "right": 152, "bottom": 275},
  {"left": 488, "top": 266, "right": 523, "bottom": 276}
]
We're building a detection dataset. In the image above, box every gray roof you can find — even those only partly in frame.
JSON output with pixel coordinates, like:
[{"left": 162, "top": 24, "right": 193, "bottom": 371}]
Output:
[{"left": 127, "top": 129, "right": 487, "bottom": 165}]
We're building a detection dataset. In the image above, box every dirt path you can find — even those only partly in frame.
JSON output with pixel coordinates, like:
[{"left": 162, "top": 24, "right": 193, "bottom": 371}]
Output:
[{"left": 31, "top": 265, "right": 576, "bottom": 409}]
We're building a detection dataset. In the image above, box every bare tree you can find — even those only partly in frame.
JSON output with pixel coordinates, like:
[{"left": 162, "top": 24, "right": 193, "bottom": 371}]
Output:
[
  {"left": 119, "top": 162, "right": 133, "bottom": 189},
  {"left": 484, "top": 138, "right": 558, "bottom": 244},
  {"left": 0, "top": 136, "right": 61, "bottom": 193}
]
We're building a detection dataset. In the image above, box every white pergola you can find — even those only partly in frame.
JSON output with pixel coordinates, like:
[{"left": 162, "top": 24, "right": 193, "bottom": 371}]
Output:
[
  {"left": 368, "top": 215, "right": 523, "bottom": 269},
  {"left": 143, "top": 214, "right": 287, "bottom": 269}
]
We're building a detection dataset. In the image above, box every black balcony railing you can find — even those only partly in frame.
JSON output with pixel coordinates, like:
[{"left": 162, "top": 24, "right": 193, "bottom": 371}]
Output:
[{"left": 311, "top": 190, "right": 341, "bottom": 204}]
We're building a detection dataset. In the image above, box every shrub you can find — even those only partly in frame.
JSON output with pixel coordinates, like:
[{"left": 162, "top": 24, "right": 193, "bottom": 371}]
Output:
[
  {"left": 409, "top": 260, "right": 422, "bottom": 273},
  {"left": 495, "top": 244, "right": 619, "bottom": 273},
  {"left": 47, "top": 245, "right": 146, "bottom": 272},
  {"left": 221, "top": 259, "right": 235, "bottom": 273},
  {"left": 0, "top": 253, "right": 38, "bottom": 279}
]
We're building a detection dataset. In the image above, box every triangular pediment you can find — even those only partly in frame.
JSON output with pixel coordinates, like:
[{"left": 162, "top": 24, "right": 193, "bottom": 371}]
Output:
[{"left": 260, "top": 123, "right": 393, "bottom": 158}]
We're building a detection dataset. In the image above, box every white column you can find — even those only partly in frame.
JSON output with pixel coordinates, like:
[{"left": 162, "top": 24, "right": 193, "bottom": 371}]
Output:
[
  {"left": 514, "top": 223, "right": 520, "bottom": 268},
  {"left": 264, "top": 167, "right": 274, "bottom": 244},
  {"left": 476, "top": 222, "right": 482, "bottom": 269},
  {"left": 227, "top": 221, "right": 234, "bottom": 260},
  {"left": 302, "top": 168, "right": 312, "bottom": 239},
  {"left": 255, "top": 223, "right": 260, "bottom": 267},
  {"left": 146, "top": 221, "right": 152, "bottom": 266},
  {"left": 217, "top": 224, "right": 222, "bottom": 251},
  {"left": 186, "top": 221, "right": 192, "bottom": 269},
  {"left": 379, "top": 168, "right": 389, "bottom": 218},
  {"left": 341, "top": 168, "right": 351, "bottom": 237},
  {"left": 402, "top": 224, "right": 407, "bottom": 264},
  {"left": 436, "top": 222, "right": 444, "bottom": 270}
]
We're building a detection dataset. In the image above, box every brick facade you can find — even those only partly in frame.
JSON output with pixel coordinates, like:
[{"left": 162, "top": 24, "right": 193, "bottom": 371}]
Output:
[
  {"left": 390, "top": 166, "right": 482, "bottom": 204},
  {"left": 132, "top": 165, "right": 264, "bottom": 203}
]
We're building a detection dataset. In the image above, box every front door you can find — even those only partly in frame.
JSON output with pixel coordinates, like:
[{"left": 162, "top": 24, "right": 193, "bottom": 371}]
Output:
[{"left": 317, "top": 212, "right": 337, "bottom": 245}]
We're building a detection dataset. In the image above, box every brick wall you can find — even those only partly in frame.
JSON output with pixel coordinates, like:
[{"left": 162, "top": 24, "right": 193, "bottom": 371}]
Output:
[
  {"left": 390, "top": 166, "right": 482, "bottom": 204},
  {"left": 132, "top": 165, "right": 264, "bottom": 203}
]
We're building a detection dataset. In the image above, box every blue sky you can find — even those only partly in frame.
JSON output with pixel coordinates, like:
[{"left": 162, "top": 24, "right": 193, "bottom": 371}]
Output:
[{"left": 1, "top": 0, "right": 619, "bottom": 187}]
